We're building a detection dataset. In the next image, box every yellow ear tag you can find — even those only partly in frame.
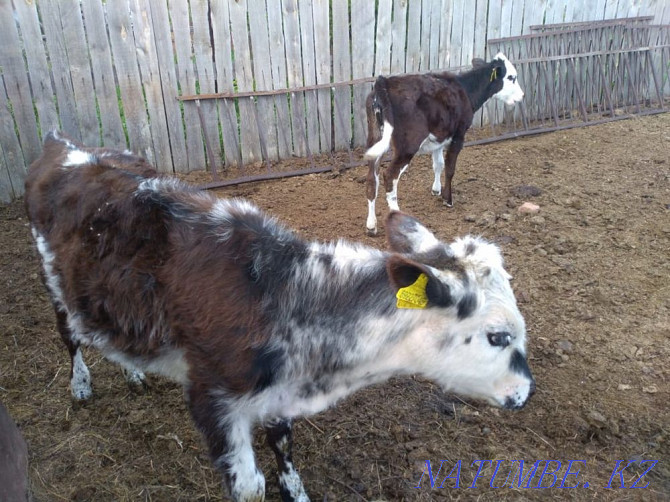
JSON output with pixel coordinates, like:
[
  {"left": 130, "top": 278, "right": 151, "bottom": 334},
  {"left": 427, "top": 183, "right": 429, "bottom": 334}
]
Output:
[
  {"left": 490, "top": 68, "right": 498, "bottom": 82},
  {"left": 396, "top": 273, "right": 429, "bottom": 309}
]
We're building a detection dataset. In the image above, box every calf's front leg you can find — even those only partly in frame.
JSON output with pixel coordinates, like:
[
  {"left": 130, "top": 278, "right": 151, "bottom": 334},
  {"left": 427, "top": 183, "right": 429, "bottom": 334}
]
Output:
[
  {"left": 265, "top": 418, "right": 309, "bottom": 502},
  {"left": 188, "top": 384, "right": 265, "bottom": 501},
  {"left": 442, "top": 138, "right": 464, "bottom": 207}
]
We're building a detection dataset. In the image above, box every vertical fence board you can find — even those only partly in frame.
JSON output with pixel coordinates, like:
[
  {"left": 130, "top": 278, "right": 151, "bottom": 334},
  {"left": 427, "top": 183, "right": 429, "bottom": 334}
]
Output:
[
  {"left": 282, "top": 0, "right": 309, "bottom": 157},
  {"left": 247, "top": 1, "right": 280, "bottom": 162},
  {"left": 265, "top": 0, "right": 293, "bottom": 159},
  {"left": 106, "top": 3, "right": 153, "bottom": 161},
  {"left": 38, "top": 0, "right": 81, "bottom": 142},
  {"left": 332, "top": 0, "right": 352, "bottom": 149},
  {"left": 373, "top": 0, "right": 394, "bottom": 75},
  {"left": 190, "top": 0, "right": 224, "bottom": 169},
  {"left": 391, "top": 0, "right": 409, "bottom": 73},
  {"left": 438, "top": 0, "right": 453, "bottom": 68},
  {"left": 210, "top": 1, "right": 241, "bottom": 169},
  {"left": 59, "top": 0, "right": 99, "bottom": 147},
  {"left": 148, "top": 0, "right": 187, "bottom": 172},
  {"left": 450, "top": 0, "right": 466, "bottom": 66},
  {"left": 0, "top": 79, "right": 25, "bottom": 201},
  {"left": 229, "top": 0, "right": 263, "bottom": 165},
  {"left": 13, "top": 1, "right": 59, "bottom": 137},
  {"left": 298, "top": 0, "right": 321, "bottom": 155},
  {"left": 405, "top": 1, "right": 422, "bottom": 71},
  {"left": 312, "top": 0, "right": 332, "bottom": 152},
  {"left": 80, "top": 0, "right": 126, "bottom": 147},
  {"left": 0, "top": 4, "right": 41, "bottom": 164},
  {"left": 170, "top": 0, "right": 207, "bottom": 172},
  {"left": 351, "top": 0, "right": 376, "bottom": 146}
]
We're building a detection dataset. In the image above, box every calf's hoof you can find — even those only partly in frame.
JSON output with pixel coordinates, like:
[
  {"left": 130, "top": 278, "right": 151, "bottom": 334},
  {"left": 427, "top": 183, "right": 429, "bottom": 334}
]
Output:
[
  {"left": 431, "top": 189, "right": 441, "bottom": 196},
  {"left": 443, "top": 200, "right": 454, "bottom": 208},
  {"left": 366, "top": 227, "right": 378, "bottom": 237}
]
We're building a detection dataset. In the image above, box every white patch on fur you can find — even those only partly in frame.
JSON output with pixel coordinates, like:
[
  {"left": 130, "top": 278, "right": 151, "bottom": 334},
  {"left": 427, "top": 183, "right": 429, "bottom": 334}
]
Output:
[
  {"left": 364, "top": 120, "right": 393, "bottom": 160},
  {"left": 215, "top": 413, "right": 265, "bottom": 501},
  {"left": 32, "top": 229, "right": 65, "bottom": 305},
  {"left": 492, "top": 52, "right": 524, "bottom": 106},
  {"left": 63, "top": 149, "right": 96, "bottom": 167},
  {"left": 278, "top": 460, "right": 309, "bottom": 501},
  {"left": 431, "top": 147, "right": 445, "bottom": 195},
  {"left": 71, "top": 348, "right": 93, "bottom": 401},
  {"left": 123, "top": 368, "right": 147, "bottom": 388},
  {"left": 366, "top": 198, "right": 377, "bottom": 234},
  {"left": 417, "top": 133, "right": 452, "bottom": 155}
]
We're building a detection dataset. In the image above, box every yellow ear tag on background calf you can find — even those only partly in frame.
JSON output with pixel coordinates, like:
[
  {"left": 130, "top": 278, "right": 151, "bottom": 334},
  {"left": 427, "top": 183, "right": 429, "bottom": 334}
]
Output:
[{"left": 396, "top": 273, "right": 429, "bottom": 309}]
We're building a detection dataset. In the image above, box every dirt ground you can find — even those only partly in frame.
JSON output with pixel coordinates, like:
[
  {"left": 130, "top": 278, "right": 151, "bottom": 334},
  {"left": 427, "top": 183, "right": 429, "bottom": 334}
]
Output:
[{"left": 1, "top": 113, "right": 669, "bottom": 501}]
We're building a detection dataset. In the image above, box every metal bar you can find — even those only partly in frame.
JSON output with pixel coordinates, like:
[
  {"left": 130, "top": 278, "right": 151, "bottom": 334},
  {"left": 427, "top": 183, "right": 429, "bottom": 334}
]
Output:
[
  {"left": 529, "top": 16, "right": 654, "bottom": 32},
  {"left": 567, "top": 59, "right": 589, "bottom": 121}
]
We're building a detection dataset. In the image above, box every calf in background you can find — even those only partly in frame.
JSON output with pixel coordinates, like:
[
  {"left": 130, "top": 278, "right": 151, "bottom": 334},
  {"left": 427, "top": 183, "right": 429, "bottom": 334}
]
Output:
[
  {"left": 25, "top": 132, "right": 534, "bottom": 501},
  {"left": 364, "top": 52, "right": 524, "bottom": 235}
]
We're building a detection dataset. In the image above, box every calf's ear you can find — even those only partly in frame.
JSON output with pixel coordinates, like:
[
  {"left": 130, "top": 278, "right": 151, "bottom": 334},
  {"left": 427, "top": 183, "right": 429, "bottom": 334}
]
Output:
[
  {"left": 387, "top": 255, "right": 455, "bottom": 309},
  {"left": 386, "top": 211, "right": 440, "bottom": 255}
]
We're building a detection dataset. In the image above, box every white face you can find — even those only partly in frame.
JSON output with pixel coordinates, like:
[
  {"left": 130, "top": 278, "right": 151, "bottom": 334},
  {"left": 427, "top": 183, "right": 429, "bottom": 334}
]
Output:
[
  {"left": 493, "top": 52, "right": 524, "bottom": 106},
  {"left": 422, "top": 237, "right": 534, "bottom": 409}
]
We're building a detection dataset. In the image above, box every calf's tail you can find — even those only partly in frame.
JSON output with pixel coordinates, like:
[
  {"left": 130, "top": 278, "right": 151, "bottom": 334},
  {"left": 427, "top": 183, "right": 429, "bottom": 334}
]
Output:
[{"left": 364, "top": 76, "right": 394, "bottom": 161}]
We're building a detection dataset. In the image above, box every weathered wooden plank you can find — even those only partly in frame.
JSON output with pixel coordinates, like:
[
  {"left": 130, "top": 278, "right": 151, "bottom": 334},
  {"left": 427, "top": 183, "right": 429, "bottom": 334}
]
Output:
[
  {"left": 332, "top": 0, "right": 352, "bottom": 150},
  {"left": 0, "top": 144, "right": 14, "bottom": 203},
  {"left": 79, "top": 0, "right": 126, "bottom": 147},
  {"left": 450, "top": 0, "right": 466, "bottom": 66},
  {"left": 190, "top": 0, "right": 224, "bottom": 171},
  {"left": 604, "top": 0, "right": 621, "bottom": 19},
  {"left": 147, "top": 0, "right": 186, "bottom": 172},
  {"left": 12, "top": 1, "right": 59, "bottom": 137},
  {"left": 473, "top": 0, "right": 490, "bottom": 126},
  {"left": 460, "top": 0, "right": 477, "bottom": 62},
  {"left": 210, "top": 1, "right": 242, "bottom": 169},
  {"left": 0, "top": 1, "right": 40, "bottom": 163},
  {"left": 374, "top": 0, "right": 393, "bottom": 75},
  {"left": 106, "top": 3, "right": 154, "bottom": 162},
  {"left": 437, "top": 0, "right": 453, "bottom": 69},
  {"left": 282, "top": 0, "right": 308, "bottom": 157},
  {"left": 351, "top": 0, "right": 376, "bottom": 147},
  {"left": 297, "top": 0, "right": 321, "bottom": 155},
  {"left": 521, "top": 0, "right": 547, "bottom": 34},
  {"left": 247, "top": 0, "right": 280, "bottom": 161},
  {"left": 509, "top": 0, "right": 525, "bottom": 38},
  {"left": 38, "top": 0, "right": 80, "bottom": 142},
  {"left": 391, "top": 0, "right": 409, "bottom": 73},
  {"left": 169, "top": 0, "right": 206, "bottom": 171},
  {"left": 405, "top": 1, "right": 422, "bottom": 71},
  {"left": 312, "top": 0, "right": 332, "bottom": 152},
  {"left": 0, "top": 84, "right": 25, "bottom": 201},
  {"left": 59, "top": 0, "right": 100, "bottom": 147}
]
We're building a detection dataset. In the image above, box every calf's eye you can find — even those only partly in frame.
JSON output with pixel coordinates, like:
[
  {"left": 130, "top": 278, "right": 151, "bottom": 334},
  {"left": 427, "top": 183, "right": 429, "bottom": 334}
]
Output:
[{"left": 487, "top": 331, "right": 512, "bottom": 348}]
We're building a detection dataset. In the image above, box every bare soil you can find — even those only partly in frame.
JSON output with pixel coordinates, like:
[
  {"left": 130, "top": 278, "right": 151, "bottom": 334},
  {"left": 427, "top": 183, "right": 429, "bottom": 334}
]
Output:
[{"left": 1, "top": 113, "right": 669, "bottom": 501}]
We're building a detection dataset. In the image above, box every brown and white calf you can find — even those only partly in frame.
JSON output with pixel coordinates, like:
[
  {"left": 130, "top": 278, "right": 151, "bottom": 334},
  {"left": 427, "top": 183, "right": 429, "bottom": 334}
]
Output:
[
  {"left": 25, "top": 132, "right": 534, "bottom": 502},
  {"left": 364, "top": 52, "right": 524, "bottom": 235}
]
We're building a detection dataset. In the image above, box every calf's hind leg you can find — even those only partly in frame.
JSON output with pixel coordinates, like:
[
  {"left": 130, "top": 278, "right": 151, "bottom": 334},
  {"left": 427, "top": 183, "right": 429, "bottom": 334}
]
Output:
[
  {"left": 54, "top": 308, "right": 92, "bottom": 401},
  {"left": 265, "top": 418, "right": 309, "bottom": 502}
]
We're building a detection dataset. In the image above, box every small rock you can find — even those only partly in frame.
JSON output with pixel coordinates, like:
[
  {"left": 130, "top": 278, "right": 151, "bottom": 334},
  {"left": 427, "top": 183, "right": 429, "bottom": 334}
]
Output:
[
  {"left": 512, "top": 185, "right": 543, "bottom": 197},
  {"left": 518, "top": 202, "right": 540, "bottom": 214},
  {"left": 477, "top": 211, "right": 496, "bottom": 227},
  {"left": 464, "top": 214, "right": 477, "bottom": 222},
  {"left": 642, "top": 385, "right": 658, "bottom": 394},
  {"left": 500, "top": 213, "right": 512, "bottom": 221},
  {"left": 482, "top": 427, "right": 491, "bottom": 435},
  {"left": 557, "top": 340, "right": 573, "bottom": 353},
  {"left": 617, "top": 384, "right": 632, "bottom": 391},
  {"left": 586, "top": 410, "right": 607, "bottom": 427},
  {"left": 529, "top": 215, "right": 545, "bottom": 225}
]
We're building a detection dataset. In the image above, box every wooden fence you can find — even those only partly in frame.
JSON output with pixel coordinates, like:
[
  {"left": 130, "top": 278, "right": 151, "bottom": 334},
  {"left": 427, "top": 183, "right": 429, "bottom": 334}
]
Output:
[{"left": 2, "top": 0, "right": 670, "bottom": 202}]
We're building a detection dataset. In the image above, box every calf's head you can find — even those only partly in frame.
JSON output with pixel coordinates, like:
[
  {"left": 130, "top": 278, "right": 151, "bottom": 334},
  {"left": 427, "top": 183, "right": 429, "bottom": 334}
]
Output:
[
  {"left": 386, "top": 212, "right": 534, "bottom": 410},
  {"left": 476, "top": 52, "right": 524, "bottom": 106}
]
